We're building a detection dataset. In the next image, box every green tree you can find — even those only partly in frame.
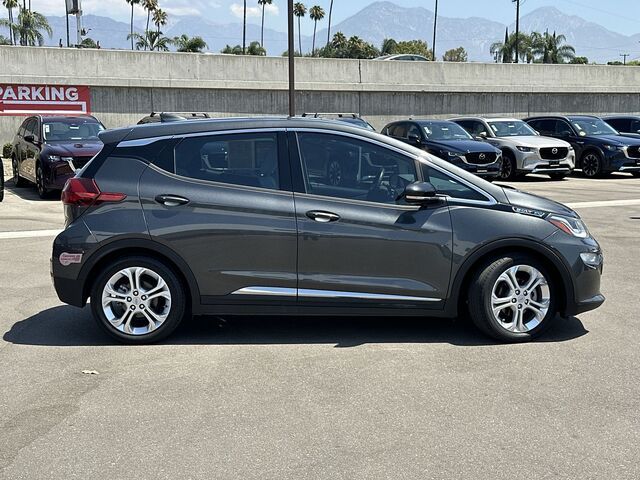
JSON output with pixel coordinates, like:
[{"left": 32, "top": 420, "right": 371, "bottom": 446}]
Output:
[
  {"left": 0, "top": 34, "right": 11, "bottom": 45},
  {"left": 2, "top": 0, "right": 18, "bottom": 45},
  {"left": 380, "top": 38, "right": 397, "bottom": 55},
  {"left": 3, "top": 7, "right": 51, "bottom": 46},
  {"left": 394, "top": 40, "right": 432, "bottom": 58},
  {"left": 257, "top": 0, "right": 272, "bottom": 48},
  {"left": 222, "top": 44, "right": 243, "bottom": 55},
  {"left": 491, "top": 27, "right": 513, "bottom": 63},
  {"left": 442, "top": 46, "right": 467, "bottom": 62},
  {"left": 152, "top": 8, "right": 168, "bottom": 35},
  {"left": 128, "top": 30, "right": 171, "bottom": 51},
  {"left": 570, "top": 56, "right": 589, "bottom": 64},
  {"left": 222, "top": 40, "right": 265, "bottom": 56},
  {"left": 173, "top": 34, "right": 207, "bottom": 53},
  {"left": 141, "top": 0, "right": 158, "bottom": 50},
  {"left": 531, "top": 30, "right": 575, "bottom": 63},
  {"left": 80, "top": 37, "right": 98, "bottom": 48},
  {"left": 293, "top": 2, "right": 306, "bottom": 55},
  {"left": 317, "top": 32, "right": 379, "bottom": 59},
  {"left": 125, "top": 0, "right": 140, "bottom": 50},
  {"left": 309, "top": 5, "right": 324, "bottom": 56}
]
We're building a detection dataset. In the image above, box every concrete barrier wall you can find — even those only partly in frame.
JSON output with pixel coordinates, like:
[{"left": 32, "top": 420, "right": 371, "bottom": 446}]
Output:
[{"left": 2, "top": 46, "right": 640, "bottom": 144}]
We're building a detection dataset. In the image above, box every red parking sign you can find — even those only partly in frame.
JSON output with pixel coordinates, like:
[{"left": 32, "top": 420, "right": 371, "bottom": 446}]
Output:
[{"left": 0, "top": 84, "right": 91, "bottom": 116}]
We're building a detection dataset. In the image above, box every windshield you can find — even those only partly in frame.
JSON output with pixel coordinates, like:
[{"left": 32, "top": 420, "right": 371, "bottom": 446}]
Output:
[
  {"left": 571, "top": 118, "right": 618, "bottom": 136},
  {"left": 43, "top": 120, "right": 104, "bottom": 141},
  {"left": 422, "top": 122, "right": 473, "bottom": 141},
  {"left": 488, "top": 120, "right": 537, "bottom": 137}
]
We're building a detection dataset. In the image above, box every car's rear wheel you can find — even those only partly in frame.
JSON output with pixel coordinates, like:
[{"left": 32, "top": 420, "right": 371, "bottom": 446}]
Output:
[
  {"left": 12, "top": 157, "right": 27, "bottom": 187},
  {"left": 548, "top": 172, "right": 568, "bottom": 180},
  {"left": 498, "top": 151, "right": 518, "bottom": 180},
  {"left": 90, "top": 256, "right": 187, "bottom": 344},
  {"left": 581, "top": 151, "right": 603, "bottom": 178},
  {"left": 468, "top": 254, "right": 557, "bottom": 342}
]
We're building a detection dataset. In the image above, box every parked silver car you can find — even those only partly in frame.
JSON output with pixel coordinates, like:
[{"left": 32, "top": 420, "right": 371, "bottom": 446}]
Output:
[{"left": 451, "top": 117, "right": 575, "bottom": 180}]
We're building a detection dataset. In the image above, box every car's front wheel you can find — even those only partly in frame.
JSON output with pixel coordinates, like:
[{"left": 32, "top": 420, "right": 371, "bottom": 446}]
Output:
[
  {"left": 12, "top": 157, "right": 27, "bottom": 187},
  {"left": 498, "top": 151, "right": 518, "bottom": 180},
  {"left": 468, "top": 254, "right": 557, "bottom": 342},
  {"left": 581, "top": 151, "right": 604, "bottom": 178},
  {"left": 90, "top": 256, "right": 187, "bottom": 344},
  {"left": 35, "top": 163, "right": 50, "bottom": 199}
]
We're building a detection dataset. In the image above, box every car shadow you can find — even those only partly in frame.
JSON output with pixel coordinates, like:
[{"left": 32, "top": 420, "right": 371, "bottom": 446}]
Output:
[
  {"left": 2, "top": 178, "right": 61, "bottom": 201},
  {"left": 3, "top": 305, "right": 589, "bottom": 348}
]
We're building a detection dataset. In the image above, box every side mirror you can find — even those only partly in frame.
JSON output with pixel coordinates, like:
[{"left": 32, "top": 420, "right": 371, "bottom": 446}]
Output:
[
  {"left": 478, "top": 131, "right": 488, "bottom": 139},
  {"left": 24, "top": 134, "right": 35, "bottom": 143},
  {"left": 402, "top": 181, "right": 439, "bottom": 204},
  {"left": 407, "top": 133, "right": 421, "bottom": 144}
]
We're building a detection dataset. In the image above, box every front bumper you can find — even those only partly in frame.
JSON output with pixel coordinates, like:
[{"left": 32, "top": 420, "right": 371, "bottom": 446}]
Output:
[
  {"left": 46, "top": 160, "right": 76, "bottom": 191},
  {"left": 448, "top": 156, "right": 501, "bottom": 178},
  {"left": 606, "top": 149, "right": 640, "bottom": 172},
  {"left": 516, "top": 150, "right": 576, "bottom": 173}
]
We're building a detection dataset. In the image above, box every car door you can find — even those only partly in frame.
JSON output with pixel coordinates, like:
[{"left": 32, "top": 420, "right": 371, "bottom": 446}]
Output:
[
  {"left": 554, "top": 119, "right": 585, "bottom": 158},
  {"left": 291, "top": 130, "right": 453, "bottom": 310},
  {"left": 21, "top": 118, "right": 40, "bottom": 181},
  {"left": 139, "top": 130, "right": 298, "bottom": 306}
]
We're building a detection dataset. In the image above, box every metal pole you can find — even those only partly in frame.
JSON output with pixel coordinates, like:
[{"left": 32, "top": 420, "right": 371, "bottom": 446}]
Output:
[
  {"left": 65, "top": 0, "right": 70, "bottom": 47},
  {"left": 514, "top": 0, "right": 520, "bottom": 63},
  {"left": 288, "top": 0, "right": 295, "bottom": 117},
  {"left": 432, "top": 0, "right": 438, "bottom": 61},
  {"left": 620, "top": 53, "right": 629, "bottom": 65}
]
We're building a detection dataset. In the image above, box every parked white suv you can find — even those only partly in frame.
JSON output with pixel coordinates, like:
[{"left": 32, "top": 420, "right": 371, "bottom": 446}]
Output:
[{"left": 451, "top": 117, "right": 575, "bottom": 180}]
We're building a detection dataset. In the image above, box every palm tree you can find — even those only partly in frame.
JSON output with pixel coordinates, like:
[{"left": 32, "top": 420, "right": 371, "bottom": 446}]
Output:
[
  {"left": 141, "top": 0, "right": 158, "bottom": 50},
  {"left": 125, "top": 0, "right": 141, "bottom": 50},
  {"left": 490, "top": 28, "right": 514, "bottom": 63},
  {"left": 309, "top": 5, "right": 324, "bottom": 55},
  {"left": 545, "top": 31, "right": 575, "bottom": 63},
  {"left": 2, "top": 0, "right": 18, "bottom": 45},
  {"left": 152, "top": 8, "right": 168, "bottom": 35},
  {"left": 326, "top": 0, "right": 333, "bottom": 47},
  {"left": 173, "top": 34, "right": 207, "bottom": 53},
  {"left": 6, "top": 8, "right": 52, "bottom": 46},
  {"left": 128, "top": 30, "right": 171, "bottom": 51},
  {"left": 257, "top": 0, "right": 272, "bottom": 48},
  {"left": 293, "top": 2, "right": 306, "bottom": 55}
]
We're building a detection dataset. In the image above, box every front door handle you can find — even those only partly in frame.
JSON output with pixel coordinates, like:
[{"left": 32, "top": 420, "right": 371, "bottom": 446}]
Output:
[
  {"left": 306, "top": 210, "right": 340, "bottom": 223},
  {"left": 155, "top": 194, "right": 190, "bottom": 207}
]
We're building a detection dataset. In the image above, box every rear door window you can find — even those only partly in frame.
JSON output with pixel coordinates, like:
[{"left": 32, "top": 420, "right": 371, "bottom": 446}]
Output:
[{"left": 174, "top": 132, "right": 281, "bottom": 190}]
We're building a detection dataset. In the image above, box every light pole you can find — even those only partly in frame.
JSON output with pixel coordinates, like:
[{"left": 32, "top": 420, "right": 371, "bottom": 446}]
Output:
[
  {"left": 432, "top": 0, "right": 438, "bottom": 61},
  {"left": 620, "top": 53, "right": 630, "bottom": 65},
  {"left": 288, "top": 0, "right": 295, "bottom": 117},
  {"left": 513, "top": 0, "right": 520, "bottom": 63}
]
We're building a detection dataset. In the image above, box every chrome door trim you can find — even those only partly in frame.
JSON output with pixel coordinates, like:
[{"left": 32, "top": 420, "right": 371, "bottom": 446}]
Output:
[
  {"left": 231, "top": 286, "right": 441, "bottom": 303},
  {"left": 232, "top": 287, "right": 297, "bottom": 297}
]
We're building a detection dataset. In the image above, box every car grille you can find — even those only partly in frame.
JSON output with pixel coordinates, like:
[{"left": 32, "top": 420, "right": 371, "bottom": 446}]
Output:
[
  {"left": 626, "top": 146, "right": 640, "bottom": 159},
  {"left": 466, "top": 152, "right": 497, "bottom": 165},
  {"left": 540, "top": 147, "right": 568, "bottom": 160},
  {"left": 70, "top": 156, "right": 93, "bottom": 169}
]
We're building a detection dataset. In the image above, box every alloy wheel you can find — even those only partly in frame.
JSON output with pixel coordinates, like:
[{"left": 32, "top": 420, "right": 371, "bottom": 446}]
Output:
[
  {"left": 582, "top": 154, "right": 600, "bottom": 177},
  {"left": 36, "top": 165, "right": 45, "bottom": 197},
  {"left": 490, "top": 265, "right": 551, "bottom": 333},
  {"left": 499, "top": 156, "right": 513, "bottom": 180},
  {"left": 101, "top": 267, "right": 172, "bottom": 336}
]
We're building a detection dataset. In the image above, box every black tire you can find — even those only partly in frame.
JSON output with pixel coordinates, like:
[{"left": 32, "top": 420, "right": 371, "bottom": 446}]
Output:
[
  {"left": 581, "top": 151, "right": 604, "bottom": 178},
  {"left": 468, "top": 254, "right": 558, "bottom": 343},
  {"left": 90, "top": 256, "right": 187, "bottom": 344},
  {"left": 548, "top": 172, "right": 568, "bottom": 180},
  {"left": 12, "top": 157, "right": 28, "bottom": 187},
  {"left": 498, "top": 151, "right": 518, "bottom": 180},
  {"left": 35, "top": 163, "right": 51, "bottom": 199}
]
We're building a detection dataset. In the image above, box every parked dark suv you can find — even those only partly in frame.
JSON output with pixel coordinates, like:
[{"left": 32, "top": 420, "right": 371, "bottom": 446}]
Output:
[
  {"left": 382, "top": 120, "right": 502, "bottom": 179},
  {"left": 525, "top": 115, "right": 640, "bottom": 177},
  {"left": 12, "top": 115, "right": 105, "bottom": 198},
  {"left": 52, "top": 117, "right": 604, "bottom": 344},
  {"left": 602, "top": 115, "right": 640, "bottom": 139}
]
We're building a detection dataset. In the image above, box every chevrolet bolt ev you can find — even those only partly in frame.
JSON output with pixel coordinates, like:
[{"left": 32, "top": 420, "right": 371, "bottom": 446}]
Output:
[
  {"left": 52, "top": 118, "right": 604, "bottom": 344},
  {"left": 381, "top": 120, "right": 502, "bottom": 180},
  {"left": 526, "top": 115, "right": 640, "bottom": 178},
  {"left": 451, "top": 117, "right": 575, "bottom": 180},
  {"left": 12, "top": 115, "right": 105, "bottom": 198}
]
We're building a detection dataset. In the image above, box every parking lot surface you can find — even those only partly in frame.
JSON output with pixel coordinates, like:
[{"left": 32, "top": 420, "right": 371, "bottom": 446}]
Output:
[{"left": 1, "top": 159, "right": 639, "bottom": 480}]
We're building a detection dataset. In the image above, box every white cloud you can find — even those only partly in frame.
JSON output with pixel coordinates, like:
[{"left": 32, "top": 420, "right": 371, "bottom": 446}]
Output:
[{"left": 230, "top": 2, "right": 279, "bottom": 19}]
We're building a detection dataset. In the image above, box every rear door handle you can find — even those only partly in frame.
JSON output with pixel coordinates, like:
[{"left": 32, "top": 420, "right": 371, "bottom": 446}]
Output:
[
  {"left": 155, "top": 194, "right": 190, "bottom": 207},
  {"left": 306, "top": 210, "right": 340, "bottom": 223}
]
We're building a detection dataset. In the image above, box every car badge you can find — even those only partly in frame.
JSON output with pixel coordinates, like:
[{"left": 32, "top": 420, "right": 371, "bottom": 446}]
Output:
[
  {"left": 479, "top": 153, "right": 486, "bottom": 160},
  {"left": 552, "top": 148, "right": 558, "bottom": 154}
]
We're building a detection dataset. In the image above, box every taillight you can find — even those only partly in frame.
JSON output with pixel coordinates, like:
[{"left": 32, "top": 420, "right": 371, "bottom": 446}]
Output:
[{"left": 61, "top": 178, "right": 126, "bottom": 206}]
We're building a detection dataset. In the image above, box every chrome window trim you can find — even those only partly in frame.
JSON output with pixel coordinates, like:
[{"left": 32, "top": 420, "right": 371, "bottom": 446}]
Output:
[
  {"left": 118, "top": 135, "right": 175, "bottom": 148},
  {"left": 291, "top": 127, "right": 497, "bottom": 207},
  {"left": 231, "top": 286, "right": 441, "bottom": 303}
]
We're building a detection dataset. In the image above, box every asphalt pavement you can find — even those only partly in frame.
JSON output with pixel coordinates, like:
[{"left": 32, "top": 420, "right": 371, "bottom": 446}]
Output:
[{"left": 1, "top": 159, "right": 639, "bottom": 480}]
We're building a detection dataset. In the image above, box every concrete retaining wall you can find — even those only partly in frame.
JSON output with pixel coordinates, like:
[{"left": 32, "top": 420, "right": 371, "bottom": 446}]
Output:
[{"left": 2, "top": 46, "right": 639, "bottom": 144}]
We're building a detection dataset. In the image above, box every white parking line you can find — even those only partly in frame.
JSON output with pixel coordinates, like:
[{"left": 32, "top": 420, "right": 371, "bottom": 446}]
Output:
[
  {"left": 566, "top": 199, "right": 640, "bottom": 209},
  {"left": 0, "top": 230, "right": 62, "bottom": 240}
]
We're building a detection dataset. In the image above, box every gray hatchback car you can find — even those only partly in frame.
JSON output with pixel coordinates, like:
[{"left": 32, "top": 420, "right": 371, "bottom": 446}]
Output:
[{"left": 52, "top": 117, "right": 605, "bottom": 344}]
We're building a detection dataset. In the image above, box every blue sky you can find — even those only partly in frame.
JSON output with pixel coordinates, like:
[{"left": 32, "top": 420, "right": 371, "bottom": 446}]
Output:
[{"left": 9, "top": 0, "right": 640, "bottom": 36}]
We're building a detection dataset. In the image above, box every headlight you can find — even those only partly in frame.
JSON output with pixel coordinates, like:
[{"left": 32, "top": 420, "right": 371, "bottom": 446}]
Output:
[
  {"left": 516, "top": 146, "right": 535, "bottom": 153},
  {"left": 547, "top": 214, "right": 589, "bottom": 238},
  {"left": 47, "top": 155, "right": 74, "bottom": 162},
  {"left": 445, "top": 151, "right": 460, "bottom": 158},
  {"left": 603, "top": 144, "right": 623, "bottom": 151}
]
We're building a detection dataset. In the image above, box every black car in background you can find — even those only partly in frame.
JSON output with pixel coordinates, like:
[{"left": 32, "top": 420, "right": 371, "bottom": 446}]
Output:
[
  {"left": 52, "top": 117, "right": 604, "bottom": 344},
  {"left": 602, "top": 115, "right": 640, "bottom": 137},
  {"left": 525, "top": 115, "right": 640, "bottom": 177},
  {"left": 382, "top": 120, "right": 502, "bottom": 179},
  {"left": 11, "top": 115, "right": 105, "bottom": 198}
]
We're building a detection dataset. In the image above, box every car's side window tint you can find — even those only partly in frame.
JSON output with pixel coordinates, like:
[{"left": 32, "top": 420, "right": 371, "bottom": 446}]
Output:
[
  {"left": 297, "top": 132, "right": 417, "bottom": 205},
  {"left": 422, "top": 164, "right": 487, "bottom": 202},
  {"left": 631, "top": 120, "right": 640, "bottom": 133},
  {"left": 556, "top": 120, "right": 573, "bottom": 136},
  {"left": 174, "top": 132, "right": 280, "bottom": 190}
]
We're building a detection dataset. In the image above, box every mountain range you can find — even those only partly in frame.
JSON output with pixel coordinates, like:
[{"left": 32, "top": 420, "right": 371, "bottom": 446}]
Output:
[{"left": 2, "top": 1, "right": 638, "bottom": 63}]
